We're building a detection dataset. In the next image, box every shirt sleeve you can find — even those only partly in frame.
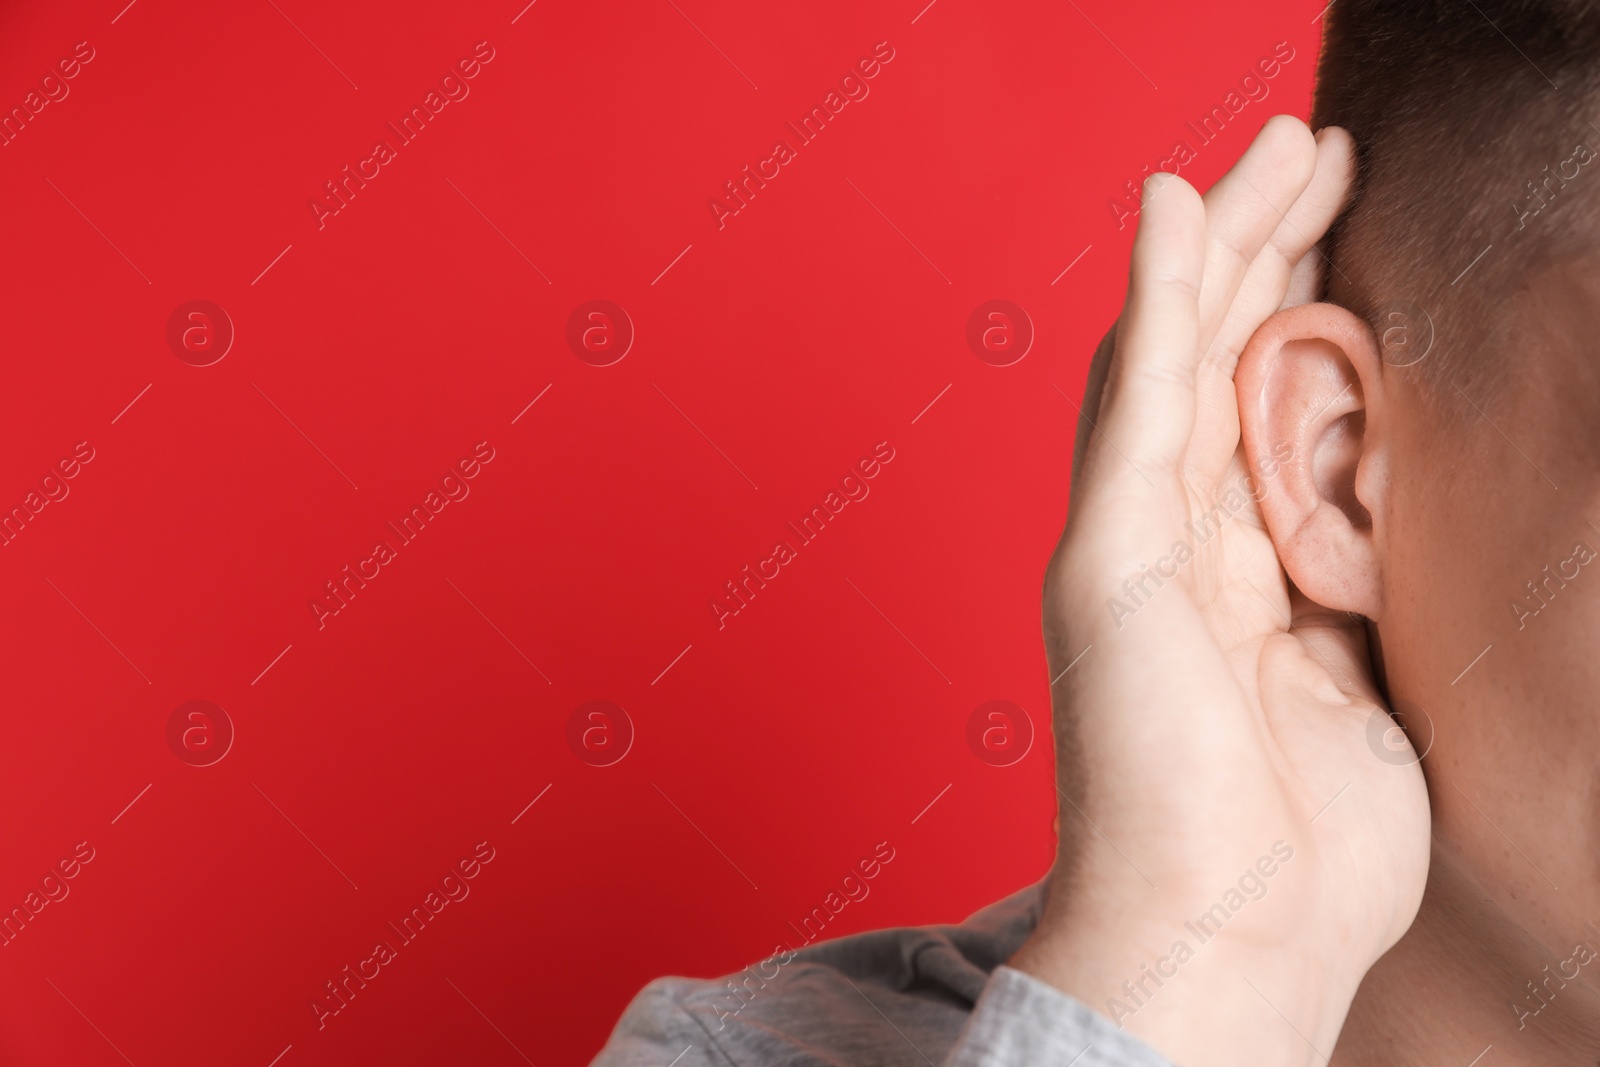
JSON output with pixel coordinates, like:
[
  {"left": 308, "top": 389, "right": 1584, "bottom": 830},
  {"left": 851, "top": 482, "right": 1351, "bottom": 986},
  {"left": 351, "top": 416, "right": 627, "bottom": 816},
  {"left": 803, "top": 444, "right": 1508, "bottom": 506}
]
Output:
[
  {"left": 589, "top": 980, "right": 733, "bottom": 1067},
  {"left": 942, "top": 966, "right": 1176, "bottom": 1067}
]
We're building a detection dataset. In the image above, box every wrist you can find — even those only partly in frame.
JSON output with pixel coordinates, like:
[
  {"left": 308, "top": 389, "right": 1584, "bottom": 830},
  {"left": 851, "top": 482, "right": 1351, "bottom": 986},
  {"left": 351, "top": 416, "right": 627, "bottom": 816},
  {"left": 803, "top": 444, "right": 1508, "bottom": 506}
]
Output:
[{"left": 1011, "top": 898, "right": 1360, "bottom": 1067}]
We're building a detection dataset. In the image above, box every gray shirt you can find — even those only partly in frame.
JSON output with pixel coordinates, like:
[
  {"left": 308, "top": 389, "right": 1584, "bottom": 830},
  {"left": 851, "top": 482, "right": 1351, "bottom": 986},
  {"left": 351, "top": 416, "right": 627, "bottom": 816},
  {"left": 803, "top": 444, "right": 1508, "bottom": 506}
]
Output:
[{"left": 591, "top": 882, "right": 1175, "bottom": 1066}]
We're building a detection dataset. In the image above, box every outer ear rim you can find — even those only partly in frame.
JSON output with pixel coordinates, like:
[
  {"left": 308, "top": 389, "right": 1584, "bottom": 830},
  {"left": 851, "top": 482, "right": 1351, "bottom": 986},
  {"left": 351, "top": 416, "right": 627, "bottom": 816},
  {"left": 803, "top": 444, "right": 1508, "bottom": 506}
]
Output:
[
  {"left": 1236, "top": 302, "right": 1382, "bottom": 441},
  {"left": 1237, "top": 301, "right": 1387, "bottom": 619}
]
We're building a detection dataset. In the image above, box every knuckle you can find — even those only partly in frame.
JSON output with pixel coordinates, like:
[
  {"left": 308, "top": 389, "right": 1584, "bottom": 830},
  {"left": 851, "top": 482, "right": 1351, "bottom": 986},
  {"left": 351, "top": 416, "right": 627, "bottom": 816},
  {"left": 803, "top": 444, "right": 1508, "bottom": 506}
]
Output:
[
  {"left": 1126, "top": 358, "right": 1196, "bottom": 393},
  {"left": 1144, "top": 269, "right": 1201, "bottom": 300}
]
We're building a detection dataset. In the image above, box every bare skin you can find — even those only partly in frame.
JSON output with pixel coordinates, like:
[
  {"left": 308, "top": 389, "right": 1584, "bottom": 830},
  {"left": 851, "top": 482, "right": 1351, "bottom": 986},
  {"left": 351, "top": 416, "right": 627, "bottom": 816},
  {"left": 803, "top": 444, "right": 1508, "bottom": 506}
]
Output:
[
  {"left": 1250, "top": 256, "right": 1600, "bottom": 1065},
  {"left": 1016, "top": 111, "right": 1600, "bottom": 1066},
  {"left": 1010, "top": 116, "right": 1431, "bottom": 1067}
]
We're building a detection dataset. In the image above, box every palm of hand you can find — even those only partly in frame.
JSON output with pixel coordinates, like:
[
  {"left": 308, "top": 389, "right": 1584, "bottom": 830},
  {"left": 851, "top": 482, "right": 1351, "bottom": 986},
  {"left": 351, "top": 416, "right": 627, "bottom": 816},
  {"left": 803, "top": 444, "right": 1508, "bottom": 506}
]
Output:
[{"left": 1031, "top": 119, "right": 1430, "bottom": 1063}]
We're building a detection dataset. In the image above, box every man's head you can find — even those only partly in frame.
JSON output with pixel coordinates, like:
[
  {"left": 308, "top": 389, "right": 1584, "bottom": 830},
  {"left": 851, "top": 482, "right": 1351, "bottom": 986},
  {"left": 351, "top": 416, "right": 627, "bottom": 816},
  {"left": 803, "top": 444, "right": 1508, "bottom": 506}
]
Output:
[
  {"left": 1238, "top": 0, "right": 1600, "bottom": 1022},
  {"left": 1235, "top": 0, "right": 1600, "bottom": 1036}
]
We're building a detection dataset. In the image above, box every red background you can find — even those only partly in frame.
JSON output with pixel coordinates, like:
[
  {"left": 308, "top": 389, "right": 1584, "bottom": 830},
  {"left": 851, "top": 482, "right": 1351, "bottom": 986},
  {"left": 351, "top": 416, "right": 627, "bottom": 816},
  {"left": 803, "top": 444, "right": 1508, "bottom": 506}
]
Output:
[{"left": 0, "top": 2, "right": 1319, "bottom": 1063}]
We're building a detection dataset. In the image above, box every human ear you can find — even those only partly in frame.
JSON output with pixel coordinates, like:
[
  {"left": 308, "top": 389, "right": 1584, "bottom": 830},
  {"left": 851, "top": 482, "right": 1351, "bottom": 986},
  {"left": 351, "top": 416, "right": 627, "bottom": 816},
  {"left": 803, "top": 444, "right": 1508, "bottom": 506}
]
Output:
[{"left": 1235, "top": 302, "right": 1389, "bottom": 618}]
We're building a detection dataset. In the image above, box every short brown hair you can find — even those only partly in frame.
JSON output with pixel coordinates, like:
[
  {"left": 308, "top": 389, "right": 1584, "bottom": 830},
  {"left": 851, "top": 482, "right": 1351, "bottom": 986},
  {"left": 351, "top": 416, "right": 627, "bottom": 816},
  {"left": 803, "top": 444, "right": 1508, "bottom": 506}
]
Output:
[{"left": 1314, "top": 0, "right": 1600, "bottom": 413}]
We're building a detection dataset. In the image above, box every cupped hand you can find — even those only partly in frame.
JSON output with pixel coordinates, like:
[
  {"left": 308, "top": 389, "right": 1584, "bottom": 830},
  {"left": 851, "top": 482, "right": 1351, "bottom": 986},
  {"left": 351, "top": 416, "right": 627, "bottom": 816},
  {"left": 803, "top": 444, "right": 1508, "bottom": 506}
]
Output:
[{"left": 1011, "top": 116, "right": 1430, "bottom": 1067}]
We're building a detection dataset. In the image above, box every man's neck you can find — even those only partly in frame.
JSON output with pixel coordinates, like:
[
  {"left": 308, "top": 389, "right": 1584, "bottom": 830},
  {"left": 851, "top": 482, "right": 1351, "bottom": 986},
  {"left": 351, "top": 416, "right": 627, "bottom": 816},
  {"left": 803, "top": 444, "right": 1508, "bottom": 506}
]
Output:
[{"left": 1334, "top": 842, "right": 1600, "bottom": 1065}]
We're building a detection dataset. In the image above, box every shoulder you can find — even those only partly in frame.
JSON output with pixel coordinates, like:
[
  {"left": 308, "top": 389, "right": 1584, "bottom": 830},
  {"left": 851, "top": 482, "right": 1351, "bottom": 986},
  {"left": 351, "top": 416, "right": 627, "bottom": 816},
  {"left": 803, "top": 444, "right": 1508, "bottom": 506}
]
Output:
[{"left": 590, "top": 881, "right": 1046, "bottom": 1067}]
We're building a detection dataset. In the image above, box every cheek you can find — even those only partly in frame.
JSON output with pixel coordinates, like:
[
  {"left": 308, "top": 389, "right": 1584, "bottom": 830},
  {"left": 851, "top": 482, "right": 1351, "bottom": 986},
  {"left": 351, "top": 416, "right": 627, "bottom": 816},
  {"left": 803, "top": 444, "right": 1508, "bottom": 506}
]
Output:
[
  {"left": 1380, "top": 399, "right": 1600, "bottom": 918},
  {"left": 1379, "top": 421, "right": 1526, "bottom": 711}
]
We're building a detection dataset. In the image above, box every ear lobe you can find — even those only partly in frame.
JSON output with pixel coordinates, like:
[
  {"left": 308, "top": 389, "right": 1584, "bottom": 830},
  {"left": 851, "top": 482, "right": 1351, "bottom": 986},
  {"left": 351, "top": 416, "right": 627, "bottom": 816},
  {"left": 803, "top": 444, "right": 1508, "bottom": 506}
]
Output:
[{"left": 1236, "top": 302, "right": 1388, "bottom": 619}]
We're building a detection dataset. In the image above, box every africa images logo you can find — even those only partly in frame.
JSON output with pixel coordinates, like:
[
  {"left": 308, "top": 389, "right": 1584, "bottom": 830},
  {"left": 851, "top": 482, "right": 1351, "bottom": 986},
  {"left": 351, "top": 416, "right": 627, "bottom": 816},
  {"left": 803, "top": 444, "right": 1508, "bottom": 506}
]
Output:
[{"left": 707, "top": 41, "right": 897, "bottom": 230}]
